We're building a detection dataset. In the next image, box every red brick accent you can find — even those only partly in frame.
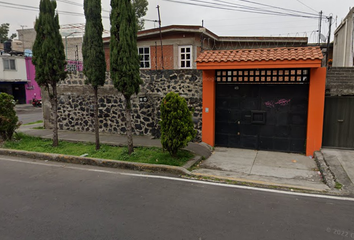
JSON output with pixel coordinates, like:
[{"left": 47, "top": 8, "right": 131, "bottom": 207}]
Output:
[
  {"left": 104, "top": 45, "right": 110, "bottom": 71},
  {"left": 104, "top": 44, "right": 174, "bottom": 71},
  {"left": 150, "top": 45, "right": 174, "bottom": 70}
]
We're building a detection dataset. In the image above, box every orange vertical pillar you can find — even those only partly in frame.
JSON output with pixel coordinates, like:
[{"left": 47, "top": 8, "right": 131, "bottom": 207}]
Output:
[
  {"left": 202, "top": 70, "right": 216, "bottom": 146},
  {"left": 306, "top": 67, "right": 327, "bottom": 156}
]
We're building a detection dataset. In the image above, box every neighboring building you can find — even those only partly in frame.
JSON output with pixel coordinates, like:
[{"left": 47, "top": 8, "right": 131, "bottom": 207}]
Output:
[
  {"left": 25, "top": 57, "right": 41, "bottom": 103},
  {"left": 17, "top": 28, "right": 36, "bottom": 50},
  {"left": 333, "top": 7, "right": 354, "bottom": 67},
  {"left": 0, "top": 55, "right": 28, "bottom": 104},
  {"left": 62, "top": 36, "right": 83, "bottom": 61},
  {"left": 103, "top": 25, "right": 308, "bottom": 71},
  {"left": 17, "top": 28, "right": 83, "bottom": 61},
  {"left": 0, "top": 54, "right": 41, "bottom": 104}
]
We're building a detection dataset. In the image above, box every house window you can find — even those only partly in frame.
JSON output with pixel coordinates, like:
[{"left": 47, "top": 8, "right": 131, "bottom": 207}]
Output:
[
  {"left": 3, "top": 59, "right": 16, "bottom": 70},
  {"left": 138, "top": 47, "right": 150, "bottom": 68},
  {"left": 179, "top": 46, "right": 192, "bottom": 69}
]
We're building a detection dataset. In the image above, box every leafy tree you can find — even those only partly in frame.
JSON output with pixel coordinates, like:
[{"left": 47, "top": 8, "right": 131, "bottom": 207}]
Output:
[
  {"left": 110, "top": 0, "right": 143, "bottom": 154},
  {"left": 160, "top": 92, "right": 196, "bottom": 157},
  {"left": 0, "top": 93, "right": 20, "bottom": 141},
  {"left": 0, "top": 23, "right": 17, "bottom": 43},
  {"left": 132, "top": 0, "right": 148, "bottom": 30},
  {"left": 10, "top": 33, "right": 17, "bottom": 40},
  {"left": 82, "top": 0, "right": 106, "bottom": 150},
  {"left": 32, "top": 0, "right": 67, "bottom": 147}
]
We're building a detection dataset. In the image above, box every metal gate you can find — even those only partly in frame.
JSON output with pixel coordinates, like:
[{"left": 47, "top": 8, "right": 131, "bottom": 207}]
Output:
[
  {"left": 215, "top": 83, "right": 309, "bottom": 153},
  {"left": 322, "top": 96, "right": 354, "bottom": 148}
]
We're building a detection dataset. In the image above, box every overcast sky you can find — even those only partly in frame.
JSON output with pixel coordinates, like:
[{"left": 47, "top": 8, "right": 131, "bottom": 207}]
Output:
[{"left": 1, "top": 0, "right": 353, "bottom": 43}]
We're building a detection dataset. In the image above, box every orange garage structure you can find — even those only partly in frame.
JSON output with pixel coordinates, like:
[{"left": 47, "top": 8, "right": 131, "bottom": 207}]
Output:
[{"left": 196, "top": 46, "right": 326, "bottom": 156}]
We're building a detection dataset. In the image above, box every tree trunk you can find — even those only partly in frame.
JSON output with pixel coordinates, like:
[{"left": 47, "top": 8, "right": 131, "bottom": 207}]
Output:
[
  {"left": 94, "top": 87, "right": 100, "bottom": 150},
  {"left": 52, "top": 84, "right": 59, "bottom": 147},
  {"left": 125, "top": 97, "right": 134, "bottom": 155}
]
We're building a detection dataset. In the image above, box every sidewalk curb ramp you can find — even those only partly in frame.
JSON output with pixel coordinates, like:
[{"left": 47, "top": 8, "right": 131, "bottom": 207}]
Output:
[{"left": 314, "top": 151, "right": 336, "bottom": 189}]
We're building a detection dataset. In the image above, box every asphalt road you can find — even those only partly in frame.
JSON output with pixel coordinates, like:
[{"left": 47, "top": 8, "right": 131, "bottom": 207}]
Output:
[
  {"left": 1, "top": 155, "right": 354, "bottom": 240},
  {"left": 16, "top": 106, "right": 43, "bottom": 124}
]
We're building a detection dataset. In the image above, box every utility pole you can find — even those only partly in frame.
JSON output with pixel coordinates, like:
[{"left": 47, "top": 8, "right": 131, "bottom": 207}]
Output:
[
  {"left": 157, "top": 5, "right": 164, "bottom": 70},
  {"left": 200, "top": 20, "right": 204, "bottom": 52},
  {"left": 75, "top": 45, "right": 79, "bottom": 71},
  {"left": 326, "top": 15, "right": 333, "bottom": 67},
  {"left": 155, "top": 41, "right": 158, "bottom": 70},
  {"left": 318, "top": 11, "right": 322, "bottom": 45}
]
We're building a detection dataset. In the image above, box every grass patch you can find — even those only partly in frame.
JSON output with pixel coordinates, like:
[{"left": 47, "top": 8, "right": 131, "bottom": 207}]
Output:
[
  {"left": 335, "top": 181, "right": 343, "bottom": 190},
  {"left": 2, "top": 133, "right": 193, "bottom": 166},
  {"left": 32, "top": 126, "right": 44, "bottom": 129},
  {"left": 23, "top": 120, "right": 43, "bottom": 126}
]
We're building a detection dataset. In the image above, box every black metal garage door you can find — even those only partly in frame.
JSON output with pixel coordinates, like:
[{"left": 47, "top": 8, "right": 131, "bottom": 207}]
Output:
[{"left": 215, "top": 83, "right": 309, "bottom": 153}]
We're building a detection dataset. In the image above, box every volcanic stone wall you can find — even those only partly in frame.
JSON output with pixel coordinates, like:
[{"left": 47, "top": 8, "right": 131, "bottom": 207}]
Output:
[
  {"left": 42, "top": 69, "right": 203, "bottom": 140},
  {"left": 326, "top": 67, "right": 354, "bottom": 96}
]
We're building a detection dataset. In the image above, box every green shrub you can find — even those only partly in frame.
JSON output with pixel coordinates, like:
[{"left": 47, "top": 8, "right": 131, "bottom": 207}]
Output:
[
  {"left": 160, "top": 92, "right": 196, "bottom": 157},
  {"left": 0, "top": 93, "right": 20, "bottom": 140}
]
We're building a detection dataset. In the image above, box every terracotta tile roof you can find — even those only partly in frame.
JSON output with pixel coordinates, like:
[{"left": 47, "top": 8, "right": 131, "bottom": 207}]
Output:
[{"left": 196, "top": 46, "right": 323, "bottom": 63}]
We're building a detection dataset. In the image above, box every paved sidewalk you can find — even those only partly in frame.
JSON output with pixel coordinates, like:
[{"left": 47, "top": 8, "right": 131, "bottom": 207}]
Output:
[
  {"left": 16, "top": 123, "right": 331, "bottom": 193},
  {"left": 192, "top": 147, "right": 329, "bottom": 192},
  {"left": 9, "top": 104, "right": 352, "bottom": 194}
]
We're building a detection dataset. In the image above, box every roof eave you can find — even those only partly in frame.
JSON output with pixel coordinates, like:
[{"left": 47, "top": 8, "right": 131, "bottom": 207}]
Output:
[{"left": 196, "top": 59, "right": 323, "bottom": 70}]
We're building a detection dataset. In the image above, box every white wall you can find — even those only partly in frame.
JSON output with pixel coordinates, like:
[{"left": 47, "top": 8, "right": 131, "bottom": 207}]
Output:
[
  {"left": 0, "top": 56, "right": 27, "bottom": 81},
  {"left": 333, "top": 8, "right": 354, "bottom": 67}
]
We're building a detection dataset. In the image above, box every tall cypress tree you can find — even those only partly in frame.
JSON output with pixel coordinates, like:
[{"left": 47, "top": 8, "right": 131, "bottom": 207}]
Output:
[
  {"left": 32, "top": 0, "right": 67, "bottom": 147},
  {"left": 110, "top": 0, "right": 142, "bottom": 154},
  {"left": 82, "top": 0, "right": 106, "bottom": 150}
]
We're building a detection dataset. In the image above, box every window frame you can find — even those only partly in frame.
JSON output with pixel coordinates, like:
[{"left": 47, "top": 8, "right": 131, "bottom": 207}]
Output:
[
  {"left": 138, "top": 46, "right": 150, "bottom": 69},
  {"left": 3, "top": 58, "right": 16, "bottom": 70},
  {"left": 178, "top": 45, "right": 193, "bottom": 69}
]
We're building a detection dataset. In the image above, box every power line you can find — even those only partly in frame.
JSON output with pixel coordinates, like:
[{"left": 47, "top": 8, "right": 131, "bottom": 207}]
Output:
[
  {"left": 0, "top": 1, "right": 154, "bottom": 23},
  {"left": 56, "top": 0, "right": 110, "bottom": 13},
  {"left": 0, "top": 1, "right": 38, "bottom": 11},
  {"left": 234, "top": 0, "right": 320, "bottom": 17},
  {"left": 0, "top": 1, "right": 109, "bottom": 18},
  {"left": 207, "top": 18, "right": 313, "bottom": 28},
  {"left": 56, "top": 0, "right": 82, "bottom": 7},
  {"left": 215, "top": 0, "right": 315, "bottom": 17},
  {"left": 163, "top": 0, "right": 321, "bottom": 19},
  {"left": 295, "top": 0, "right": 318, "bottom": 13}
]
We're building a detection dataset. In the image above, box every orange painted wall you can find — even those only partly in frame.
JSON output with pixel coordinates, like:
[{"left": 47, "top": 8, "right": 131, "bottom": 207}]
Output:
[
  {"left": 197, "top": 60, "right": 326, "bottom": 155},
  {"left": 202, "top": 70, "right": 216, "bottom": 146},
  {"left": 306, "top": 67, "right": 327, "bottom": 156}
]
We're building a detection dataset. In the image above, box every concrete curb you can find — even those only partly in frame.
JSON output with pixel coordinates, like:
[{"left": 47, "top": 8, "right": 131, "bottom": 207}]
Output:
[
  {"left": 320, "top": 150, "right": 354, "bottom": 194},
  {"left": 188, "top": 173, "right": 330, "bottom": 193},
  {"left": 182, "top": 155, "right": 203, "bottom": 169},
  {"left": 0, "top": 148, "right": 334, "bottom": 194},
  {"left": 0, "top": 149, "right": 192, "bottom": 176},
  {"left": 314, "top": 151, "right": 336, "bottom": 189}
]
